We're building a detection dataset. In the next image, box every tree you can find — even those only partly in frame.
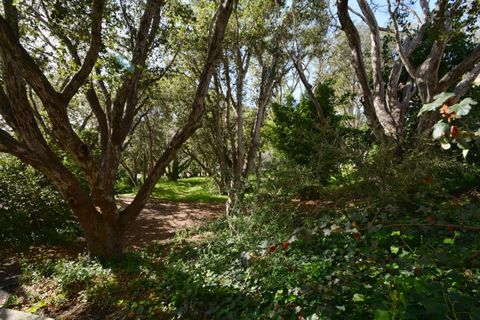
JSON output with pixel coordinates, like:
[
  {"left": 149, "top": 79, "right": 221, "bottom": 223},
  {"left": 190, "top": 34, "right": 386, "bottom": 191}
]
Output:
[
  {"left": 268, "top": 81, "right": 346, "bottom": 183},
  {"left": 280, "top": 0, "right": 330, "bottom": 125},
  {"left": 187, "top": 0, "right": 288, "bottom": 213},
  {"left": 336, "top": 0, "right": 480, "bottom": 140},
  {"left": 0, "top": 0, "right": 235, "bottom": 258}
]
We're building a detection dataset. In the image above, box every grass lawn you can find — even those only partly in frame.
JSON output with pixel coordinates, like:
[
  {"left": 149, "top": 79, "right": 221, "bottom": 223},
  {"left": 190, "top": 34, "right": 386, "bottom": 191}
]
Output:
[{"left": 128, "top": 177, "right": 227, "bottom": 203}]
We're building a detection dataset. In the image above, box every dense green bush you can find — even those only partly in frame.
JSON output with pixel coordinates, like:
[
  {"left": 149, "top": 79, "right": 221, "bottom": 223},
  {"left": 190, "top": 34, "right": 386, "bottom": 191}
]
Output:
[
  {"left": 0, "top": 155, "right": 80, "bottom": 246},
  {"left": 267, "top": 81, "right": 354, "bottom": 185}
]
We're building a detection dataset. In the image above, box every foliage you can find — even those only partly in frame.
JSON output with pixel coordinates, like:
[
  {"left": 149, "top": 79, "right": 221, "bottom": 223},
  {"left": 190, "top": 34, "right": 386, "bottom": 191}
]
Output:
[
  {"left": 120, "top": 177, "right": 227, "bottom": 204},
  {"left": 11, "top": 194, "right": 480, "bottom": 319},
  {"left": 337, "top": 141, "right": 479, "bottom": 208},
  {"left": 0, "top": 156, "right": 80, "bottom": 246},
  {"left": 267, "top": 81, "right": 352, "bottom": 185},
  {"left": 2, "top": 0, "right": 480, "bottom": 318},
  {"left": 418, "top": 93, "right": 479, "bottom": 156},
  {"left": 22, "top": 254, "right": 112, "bottom": 297},
  {"left": 152, "top": 177, "right": 227, "bottom": 203}
]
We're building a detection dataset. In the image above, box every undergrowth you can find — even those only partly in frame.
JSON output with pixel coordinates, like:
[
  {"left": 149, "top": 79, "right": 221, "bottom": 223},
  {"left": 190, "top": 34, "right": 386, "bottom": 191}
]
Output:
[{"left": 8, "top": 195, "right": 480, "bottom": 319}]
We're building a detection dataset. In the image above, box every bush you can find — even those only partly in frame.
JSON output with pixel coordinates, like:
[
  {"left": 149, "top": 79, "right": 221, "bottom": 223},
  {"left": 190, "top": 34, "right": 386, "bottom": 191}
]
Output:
[
  {"left": 0, "top": 155, "right": 80, "bottom": 246},
  {"left": 337, "top": 140, "right": 480, "bottom": 208},
  {"left": 23, "top": 254, "right": 112, "bottom": 297},
  {"left": 266, "top": 81, "right": 354, "bottom": 185}
]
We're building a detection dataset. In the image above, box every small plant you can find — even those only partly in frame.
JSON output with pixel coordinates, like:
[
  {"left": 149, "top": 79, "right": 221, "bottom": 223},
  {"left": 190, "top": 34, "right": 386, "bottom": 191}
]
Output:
[{"left": 418, "top": 92, "right": 479, "bottom": 157}]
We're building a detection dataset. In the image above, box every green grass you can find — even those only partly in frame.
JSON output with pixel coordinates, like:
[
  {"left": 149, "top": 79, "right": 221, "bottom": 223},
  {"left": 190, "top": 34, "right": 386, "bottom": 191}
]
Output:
[
  {"left": 120, "top": 177, "right": 227, "bottom": 203},
  {"left": 151, "top": 177, "right": 227, "bottom": 203}
]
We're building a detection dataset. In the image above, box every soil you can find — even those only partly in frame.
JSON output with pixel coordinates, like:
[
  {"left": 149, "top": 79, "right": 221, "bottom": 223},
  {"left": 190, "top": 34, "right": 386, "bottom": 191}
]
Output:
[
  {"left": 118, "top": 196, "right": 225, "bottom": 248},
  {"left": 0, "top": 198, "right": 225, "bottom": 306}
]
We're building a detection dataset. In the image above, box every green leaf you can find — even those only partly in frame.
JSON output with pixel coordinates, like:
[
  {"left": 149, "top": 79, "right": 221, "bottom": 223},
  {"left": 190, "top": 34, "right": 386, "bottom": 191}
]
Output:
[
  {"left": 418, "top": 92, "right": 455, "bottom": 116},
  {"left": 449, "top": 98, "right": 477, "bottom": 118},
  {"left": 443, "top": 238, "right": 455, "bottom": 245},
  {"left": 433, "top": 121, "right": 449, "bottom": 140},
  {"left": 352, "top": 293, "right": 365, "bottom": 302},
  {"left": 390, "top": 245, "right": 400, "bottom": 255},
  {"left": 374, "top": 309, "right": 393, "bottom": 320}
]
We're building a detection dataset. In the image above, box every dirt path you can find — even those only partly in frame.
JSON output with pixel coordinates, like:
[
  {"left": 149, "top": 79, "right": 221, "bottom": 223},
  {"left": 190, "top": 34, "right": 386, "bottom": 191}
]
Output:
[
  {"left": 118, "top": 197, "right": 225, "bottom": 248},
  {"left": 0, "top": 198, "right": 224, "bottom": 306}
]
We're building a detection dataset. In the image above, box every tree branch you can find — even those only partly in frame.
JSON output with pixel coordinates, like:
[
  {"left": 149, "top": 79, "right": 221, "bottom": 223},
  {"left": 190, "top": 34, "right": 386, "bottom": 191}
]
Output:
[
  {"left": 387, "top": 0, "right": 417, "bottom": 79},
  {"left": 61, "top": 0, "right": 106, "bottom": 102},
  {"left": 453, "top": 64, "right": 480, "bottom": 100},
  {"left": 438, "top": 44, "right": 480, "bottom": 92},
  {"left": 0, "top": 15, "right": 60, "bottom": 105},
  {"left": 336, "top": 0, "right": 378, "bottom": 128}
]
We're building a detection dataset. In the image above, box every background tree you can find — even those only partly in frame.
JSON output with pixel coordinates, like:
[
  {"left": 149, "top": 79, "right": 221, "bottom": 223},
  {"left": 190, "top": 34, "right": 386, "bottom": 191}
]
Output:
[
  {"left": 187, "top": 0, "right": 289, "bottom": 213},
  {"left": 336, "top": 0, "right": 480, "bottom": 140},
  {"left": 280, "top": 0, "right": 330, "bottom": 125},
  {"left": 268, "top": 82, "right": 346, "bottom": 183}
]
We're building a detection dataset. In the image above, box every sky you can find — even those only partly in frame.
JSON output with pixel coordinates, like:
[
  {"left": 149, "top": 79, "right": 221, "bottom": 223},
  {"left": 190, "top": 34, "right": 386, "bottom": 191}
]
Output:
[{"left": 337, "top": 0, "right": 429, "bottom": 28}]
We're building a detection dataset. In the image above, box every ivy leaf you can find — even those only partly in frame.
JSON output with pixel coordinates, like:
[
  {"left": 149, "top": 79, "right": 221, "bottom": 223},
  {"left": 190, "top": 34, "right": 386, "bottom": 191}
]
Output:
[
  {"left": 352, "top": 293, "right": 365, "bottom": 302},
  {"left": 440, "top": 141, "right": 451, "bottom": 150},
  {"left": 449, "top": 98, "right": 477, "bottom": 119},
  {"left": 432, "top": 121, "right": 449, "bottom": 140},
  {"left": 418, "top": 92, "right": 455, "bottom": 116},
  {"left": 390, "top": 245, "right": 400, "bottom": 255}
]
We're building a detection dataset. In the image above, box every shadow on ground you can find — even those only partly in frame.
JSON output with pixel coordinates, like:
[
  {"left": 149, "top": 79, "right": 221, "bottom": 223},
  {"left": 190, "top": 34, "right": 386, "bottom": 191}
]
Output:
[{"left": 117, "top": 196, "right": 224, "bottom": 248}]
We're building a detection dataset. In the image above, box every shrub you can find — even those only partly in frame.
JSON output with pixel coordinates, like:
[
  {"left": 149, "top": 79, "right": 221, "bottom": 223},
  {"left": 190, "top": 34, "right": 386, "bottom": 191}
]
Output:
[
  {"left": 266, "top": 81, "right": 354, "bottom": 185},
  {"left": 0, "top": 155, "right": 80, "bottom": 246}
]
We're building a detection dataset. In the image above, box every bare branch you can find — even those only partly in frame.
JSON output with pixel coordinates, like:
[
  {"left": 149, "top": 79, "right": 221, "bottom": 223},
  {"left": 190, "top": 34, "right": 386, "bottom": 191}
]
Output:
[
  {"left": 387, "top": 0, "right": 417, "bottom": 79},
  {"left": 348, "top": 5, "right": 366, "bottom": 23},
  {"left": 453, "top": 64, "right": 480, "bottom": 100},
  {"left": 438, "top": 44, "right": 480, "bottom": 92},
  {"left": 420, "top": 0, "right": 430, "bottom": 22},
  {"left": 336, "top": 0, "right": 378, "bottom": 128}
]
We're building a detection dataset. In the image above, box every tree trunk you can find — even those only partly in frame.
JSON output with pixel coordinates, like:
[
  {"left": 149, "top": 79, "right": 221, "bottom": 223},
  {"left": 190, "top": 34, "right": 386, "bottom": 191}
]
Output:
[{"left": 85, "top": 217, "right": 124, "bottom": 259}]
